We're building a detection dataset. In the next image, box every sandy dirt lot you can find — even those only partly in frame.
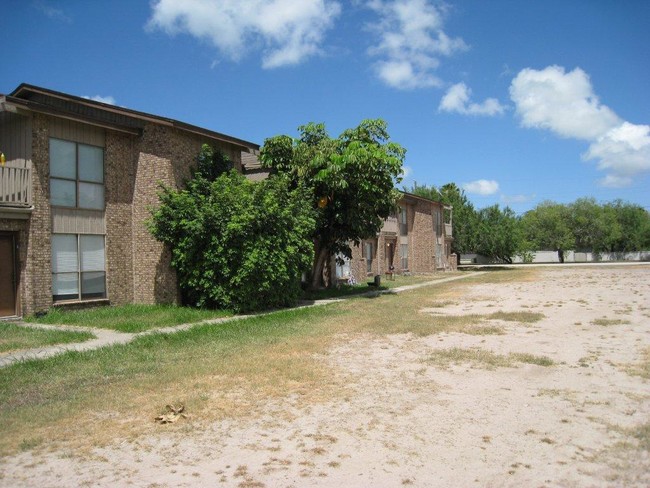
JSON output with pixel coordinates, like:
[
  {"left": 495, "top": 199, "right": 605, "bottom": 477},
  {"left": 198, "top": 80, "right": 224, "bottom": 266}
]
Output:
[{"left": 2, "top": 266, "right": 649, "bottom": 487}]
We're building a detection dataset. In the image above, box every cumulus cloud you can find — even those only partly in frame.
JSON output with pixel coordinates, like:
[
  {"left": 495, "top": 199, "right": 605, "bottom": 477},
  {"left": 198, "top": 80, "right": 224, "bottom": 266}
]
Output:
[
  {"left": 510, "top": 65, "right": 650, "bottom": 187},
  {"left": 439, "top": 82, "right": 505, "bottom": 116},
  {"left": 83, "top": 95, "right": 117, "bottom": 105},
  {"left": 584, "top": 122, "right": 650, "bottom": 186},
  {"left": 366, "top": 0, "right": 467, "bottom": 89},
  {"left": 147, "top": 0, "right": 341, "bottom": 69},
  {"left": 463, "top": 179, "right": 499, "bottom": 195}
]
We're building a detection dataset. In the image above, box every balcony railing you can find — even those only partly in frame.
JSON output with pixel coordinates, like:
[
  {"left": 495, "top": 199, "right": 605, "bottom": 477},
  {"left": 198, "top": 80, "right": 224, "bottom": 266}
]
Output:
[
  {"left": 382, "top": 216, "right": 398, "bottom": 234},
  {"left": 445, "top": 223, "right": 452, "bottom": 237},
  {"left": 0, "top": 166, "right": 32, "bottom": 207}
]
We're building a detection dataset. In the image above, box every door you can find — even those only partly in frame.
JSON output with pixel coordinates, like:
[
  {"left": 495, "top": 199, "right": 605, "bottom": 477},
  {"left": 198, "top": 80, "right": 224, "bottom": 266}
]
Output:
[{"left": 0, "top": 235, "right": 17, "bottom": 317}]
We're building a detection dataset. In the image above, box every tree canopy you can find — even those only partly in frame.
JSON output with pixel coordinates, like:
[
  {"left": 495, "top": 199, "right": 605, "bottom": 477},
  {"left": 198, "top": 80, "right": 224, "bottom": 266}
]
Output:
[{"left": 260, "top": 119, "right": 405, "bottom": 288}]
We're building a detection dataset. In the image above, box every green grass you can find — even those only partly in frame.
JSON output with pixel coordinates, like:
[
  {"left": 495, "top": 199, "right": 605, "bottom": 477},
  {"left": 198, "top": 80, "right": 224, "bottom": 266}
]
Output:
[
  {"left": 426, "top": 347, "right": 555, "bottom": 370},
  {"left": 0, "top": 304, "right": 339, "bottom": 453},
  {"left": 0, "top": 323, "right": 95, "bottom": 353},
  {"left": 302, "top": 274, "right": 453, "bottom": 300},
  {"left": 0, "top": 268, "right": 539, "bottom": 454},
  {"left": 25, "top": 304, "right": 233, "bottom": 333}
]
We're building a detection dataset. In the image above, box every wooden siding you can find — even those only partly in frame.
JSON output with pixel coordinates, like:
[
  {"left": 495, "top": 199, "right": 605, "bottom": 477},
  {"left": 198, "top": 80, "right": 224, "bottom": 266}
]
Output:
[
  {"left": 0, "top": 111, "right": 32, "bottom": 169},
  {"left": 50, "top": 118, "right": 105, "bottom": 147},
  {"left": 51, "top": 208, "right": 106, "bottom": 234},
  {"left": 0, "top": 112, "right": 32, "bottom": 207}
]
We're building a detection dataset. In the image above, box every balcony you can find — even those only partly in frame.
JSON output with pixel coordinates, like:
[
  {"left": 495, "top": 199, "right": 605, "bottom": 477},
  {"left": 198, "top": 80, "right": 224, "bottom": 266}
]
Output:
[
  {"left": 445, "top": 223, "right": 452, "bottom": 237},
  {"left": 0, "top": 166, "right": 32, "bottom": 217},
  {"left": 382, "top": 215, "right": 398, "bottom": 234}
]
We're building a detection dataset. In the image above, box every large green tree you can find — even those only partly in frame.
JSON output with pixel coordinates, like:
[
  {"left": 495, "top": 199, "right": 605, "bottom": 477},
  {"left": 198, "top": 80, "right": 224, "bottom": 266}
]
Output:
[
  {"left": 605, "top": 199, "right": 650, "bottom": 252},
  {"left": 520, "top": 201, "right": 575, "bottom": 262},
  {"left": 475, "top": 204, "right": 522, "bottom": 263},
  {"left": 149, "top": 145, "right": 315, "bottom": 312},
  {"left": 569, "top": 197, "right": 622, "bottom": 254},
  {"left": 260, "top": 119, "right": 405, "bottom": 288}
]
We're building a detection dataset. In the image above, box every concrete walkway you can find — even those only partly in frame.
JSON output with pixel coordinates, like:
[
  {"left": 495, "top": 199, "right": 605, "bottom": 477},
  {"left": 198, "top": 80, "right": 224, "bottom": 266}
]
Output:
[{"left": 0, "top": 272, "right": 481, "bottom": 368}]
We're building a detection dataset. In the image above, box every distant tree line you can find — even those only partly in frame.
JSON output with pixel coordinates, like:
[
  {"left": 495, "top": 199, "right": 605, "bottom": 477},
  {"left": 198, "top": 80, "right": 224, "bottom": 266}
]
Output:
[{"left": 408, "top": 183, "right": 650, "bottom": 264}]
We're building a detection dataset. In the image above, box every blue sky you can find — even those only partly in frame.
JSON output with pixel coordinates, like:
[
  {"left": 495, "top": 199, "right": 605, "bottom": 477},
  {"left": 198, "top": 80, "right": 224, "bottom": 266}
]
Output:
[{"left": 2, "top": 0, "right": 649, "bottom": 214}]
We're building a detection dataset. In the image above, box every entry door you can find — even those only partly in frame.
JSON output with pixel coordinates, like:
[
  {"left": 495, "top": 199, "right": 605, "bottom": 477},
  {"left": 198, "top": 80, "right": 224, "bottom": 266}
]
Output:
[{"left": 0, "top": 235, "right": 17, "bottom": 317}]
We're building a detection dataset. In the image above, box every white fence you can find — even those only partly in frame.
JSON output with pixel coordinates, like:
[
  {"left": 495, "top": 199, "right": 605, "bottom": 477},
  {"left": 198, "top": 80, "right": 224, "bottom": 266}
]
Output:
[{"left": 461, "top": 251, "right": 650, "bottom": 265}]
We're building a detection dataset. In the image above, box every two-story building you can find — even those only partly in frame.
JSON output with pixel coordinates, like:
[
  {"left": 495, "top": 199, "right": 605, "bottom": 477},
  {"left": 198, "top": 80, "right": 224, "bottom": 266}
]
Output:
[
  {"left": 0, "top": 84, "right": 259, "bottom": 318},
  {"left": 336, "top": 192, "right": 455, "bottom": 283}
]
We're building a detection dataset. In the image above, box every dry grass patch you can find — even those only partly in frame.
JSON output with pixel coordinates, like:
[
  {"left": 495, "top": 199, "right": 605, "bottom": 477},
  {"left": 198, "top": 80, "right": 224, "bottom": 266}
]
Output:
[
  {"left": 425, "top": 347, "right": 555, "bottom": 370},
  {"left": 623, "top": 347, "right": 650, "bottom": 379},
  {"left": 592, "top": 318, "right": 631, "bottom": 326}
]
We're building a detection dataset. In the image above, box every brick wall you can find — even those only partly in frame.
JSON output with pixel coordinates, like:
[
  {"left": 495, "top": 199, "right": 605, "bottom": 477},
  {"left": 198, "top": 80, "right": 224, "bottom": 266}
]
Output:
[
  {"left": 2, "top": 114, "right": 246, "bottom": 315},
  {"left": 130, "top": 123, "right": 242, "bottom": 305},
  {"left": 410, "top": 199, "right": 435, "bottom": 273},
  {"left": 104, "top": 131, "right": 135, "bottom": 306},
  {"left": 26, "top": 113, "right": 54, "bottom": 314}
]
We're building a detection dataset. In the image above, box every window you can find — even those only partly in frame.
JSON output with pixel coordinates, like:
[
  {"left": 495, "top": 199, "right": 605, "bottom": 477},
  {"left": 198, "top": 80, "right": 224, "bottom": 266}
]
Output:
[
  {"left": 399, "top": 207, "right": 408, "bottom": 235},
  {"left": 434, "top": 208, "right": 442, "bottom": 236},
  {"left": 335, "top": 253, "right": 351, "bottom": 280},
  {"left": 364, "top": 241, "right": 374, "bottom": 273},
  {"left": 52, "top": 234, "right": 106, "bottom": 301},
  {"left": 50, "top": 138, "right": 104, "bottom": 209},
  {"left": 400, "top": 243, "right": 408, "bottom": 270}
]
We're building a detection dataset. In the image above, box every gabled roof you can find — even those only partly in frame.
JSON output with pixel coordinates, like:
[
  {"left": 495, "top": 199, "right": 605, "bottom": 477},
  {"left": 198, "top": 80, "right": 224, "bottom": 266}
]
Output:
[{"left": 4, "top": 83, "right": 259, "bottom": 152}]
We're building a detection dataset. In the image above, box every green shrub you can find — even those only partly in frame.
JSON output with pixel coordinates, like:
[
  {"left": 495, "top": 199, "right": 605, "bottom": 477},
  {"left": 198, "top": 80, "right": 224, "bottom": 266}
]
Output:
[{"left": 149, "top": 147, "right": 315, "bottom": 312}]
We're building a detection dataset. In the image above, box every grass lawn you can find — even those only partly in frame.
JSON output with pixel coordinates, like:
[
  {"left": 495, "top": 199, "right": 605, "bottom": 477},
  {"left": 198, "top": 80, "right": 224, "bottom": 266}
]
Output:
[
  {"left": 302, "top": 273, "right": 455, "bottom": 300},
  {"left": 25, "top": 304, "right": 233, "bottom": 333},
  {"left": 1, "top": 268, "right": 537, "bottom": 455},
  {"left": 0, "top": 323, "right": 95, "bottom": 354}
]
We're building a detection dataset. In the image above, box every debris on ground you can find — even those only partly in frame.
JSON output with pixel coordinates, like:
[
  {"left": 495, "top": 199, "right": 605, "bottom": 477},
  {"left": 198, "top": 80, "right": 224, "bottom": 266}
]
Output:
[{"left": 155, "top": 404, "right": 189, "bottom": 424}]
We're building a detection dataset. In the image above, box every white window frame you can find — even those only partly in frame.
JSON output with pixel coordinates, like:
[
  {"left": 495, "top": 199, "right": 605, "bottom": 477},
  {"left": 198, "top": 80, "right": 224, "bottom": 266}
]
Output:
[{"left": 51, "top": 233, "right": 107, "bottom": 302}]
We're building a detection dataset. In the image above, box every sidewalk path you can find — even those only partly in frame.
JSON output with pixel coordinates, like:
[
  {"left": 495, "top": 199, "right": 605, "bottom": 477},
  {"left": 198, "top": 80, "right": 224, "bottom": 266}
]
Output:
[{"left": 0, "top": 272, "right": 482, "bottom": 368}]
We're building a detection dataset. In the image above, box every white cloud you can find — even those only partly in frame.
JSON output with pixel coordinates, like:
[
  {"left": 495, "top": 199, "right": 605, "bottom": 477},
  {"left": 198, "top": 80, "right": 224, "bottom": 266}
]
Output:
[
  {"left": 439, "top": 82, "right": 505, "bottom": 116},
  {"left": 147, "top": 0, "right": 341, "bottom": 69},
  {"left": 83, "top": 95, "right": 116, "bottom": 105},
  {"left": 366, "top": 0, "right": 467, "bottom": 89},
  {"left": 510, "top": 66, "right": 619, "bottom": 140},
  {"left": 463, "top": 179, "right": 499, "bottom": 196},
  {"left": 510, "top": 65, "right": 650, "bottom": 187},
  {"left": 584, "top": 122, "right": 650, "bottom": 180}
]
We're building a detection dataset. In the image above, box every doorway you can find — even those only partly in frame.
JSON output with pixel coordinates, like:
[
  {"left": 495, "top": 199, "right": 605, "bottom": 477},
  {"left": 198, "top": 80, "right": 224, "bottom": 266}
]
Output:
[{"left": 0, "top": 234, "right": 17, "bottom": 317}]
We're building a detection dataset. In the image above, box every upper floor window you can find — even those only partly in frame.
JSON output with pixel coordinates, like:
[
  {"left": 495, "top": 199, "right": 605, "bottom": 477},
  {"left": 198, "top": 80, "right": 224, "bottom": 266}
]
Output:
[
  {"left": 399, "top": 207, "right": 408, "bottom": 235},
  {"left": 50, "top": 138, "right": 104, "bottom": 210}
]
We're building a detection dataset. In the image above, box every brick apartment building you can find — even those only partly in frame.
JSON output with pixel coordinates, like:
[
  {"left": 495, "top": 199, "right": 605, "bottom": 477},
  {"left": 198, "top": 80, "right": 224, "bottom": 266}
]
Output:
[
  {"left": 0, "top": 84, "right": 259, "bottom": 318},
  {"left": 0, "top": 83, "right": 453, "bottom": 319},
  {"left": 335, "top": 192, "right": 455, "bottom": 283}
]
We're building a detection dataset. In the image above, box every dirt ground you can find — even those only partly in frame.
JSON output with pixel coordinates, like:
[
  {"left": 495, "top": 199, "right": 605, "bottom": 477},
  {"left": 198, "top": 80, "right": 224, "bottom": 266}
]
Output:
[{"left": 2, "top": 266, "right": 649, "bottom": 487}]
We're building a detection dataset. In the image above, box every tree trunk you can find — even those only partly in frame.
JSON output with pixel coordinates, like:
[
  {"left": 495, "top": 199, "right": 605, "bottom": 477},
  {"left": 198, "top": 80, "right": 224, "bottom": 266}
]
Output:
[{"left": 310, "top": 246, "right": 330, "bottom": 290}]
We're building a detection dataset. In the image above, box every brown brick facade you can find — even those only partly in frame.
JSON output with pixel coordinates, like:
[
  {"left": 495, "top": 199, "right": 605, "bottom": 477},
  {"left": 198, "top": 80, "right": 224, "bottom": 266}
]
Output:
[
  {"left": 340, "top": 194, "right": 454, "bottom": 283},
  {"left": 1, "top": 86, "right": 255, "bottom": 317}
]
